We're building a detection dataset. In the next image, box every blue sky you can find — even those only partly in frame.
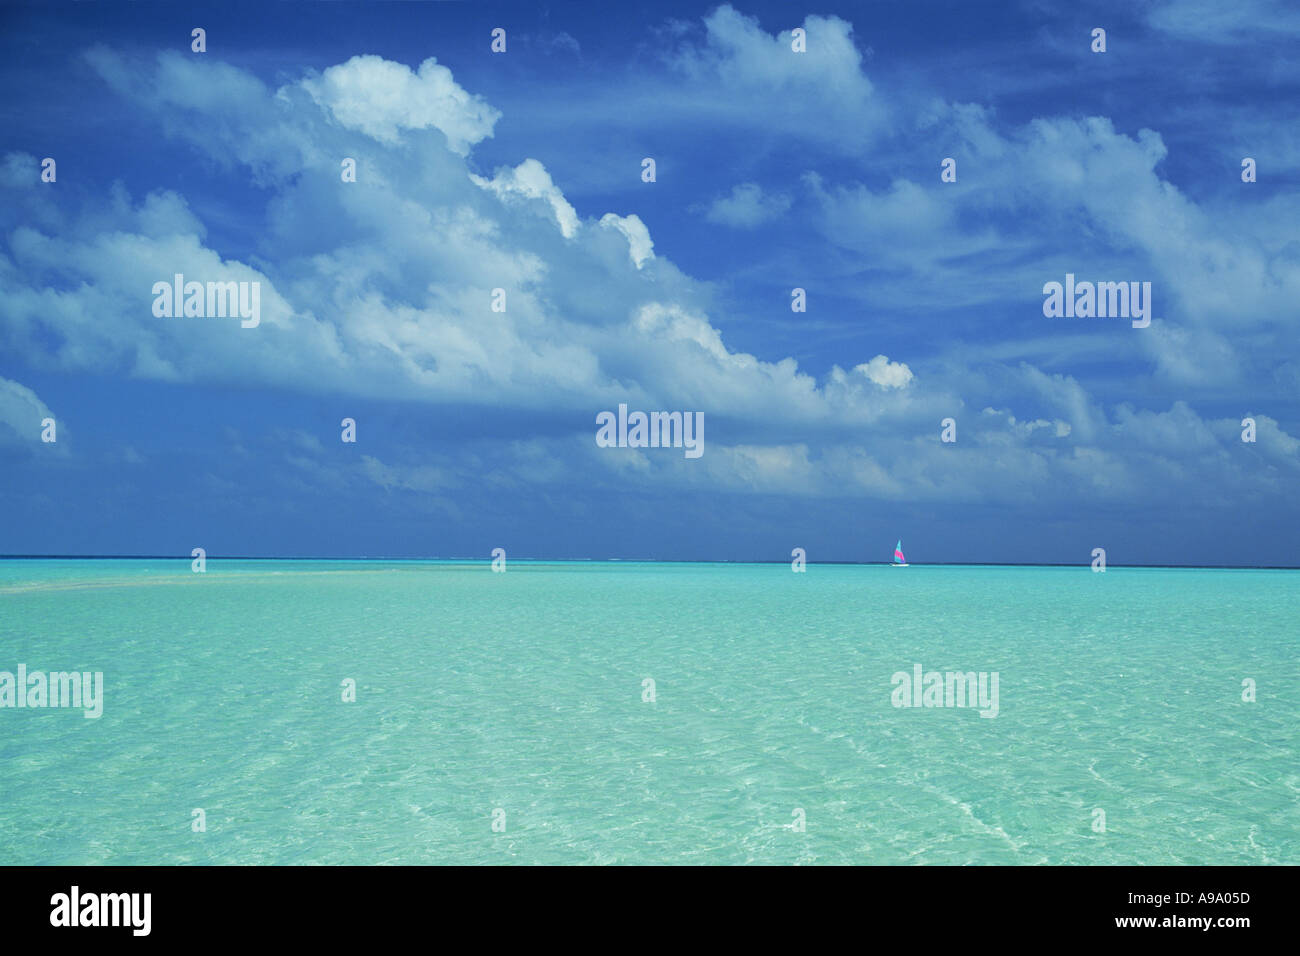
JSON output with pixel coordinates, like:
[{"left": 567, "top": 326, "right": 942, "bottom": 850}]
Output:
[{"left": 1, "top": 0, "right": 1297, "bottom": 564}]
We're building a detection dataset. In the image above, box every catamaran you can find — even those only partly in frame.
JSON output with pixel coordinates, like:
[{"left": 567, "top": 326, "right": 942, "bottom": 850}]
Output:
[{"left": 892, "top": 540, "right": 908, "bottom": 567}]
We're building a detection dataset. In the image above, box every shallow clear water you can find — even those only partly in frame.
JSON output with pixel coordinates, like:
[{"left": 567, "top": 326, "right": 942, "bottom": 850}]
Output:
[{"left": 1, "top": 559, "right": 1296, "bottom": 864}]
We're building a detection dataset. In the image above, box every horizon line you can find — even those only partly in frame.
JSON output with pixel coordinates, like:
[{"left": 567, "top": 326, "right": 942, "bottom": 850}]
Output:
[{"left": 1, "top": 555, "right": 1297, "bottom": 570}]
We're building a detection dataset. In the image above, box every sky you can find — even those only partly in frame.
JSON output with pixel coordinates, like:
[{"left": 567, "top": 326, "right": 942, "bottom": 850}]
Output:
[{"left": 0, "top": 0, "right": 1297, "bottom": 565}]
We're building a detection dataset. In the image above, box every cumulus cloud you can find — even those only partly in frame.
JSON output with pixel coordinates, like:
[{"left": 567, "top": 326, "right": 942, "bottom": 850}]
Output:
[
  {"left": 2, "top": 18, "right": 1295, "bottom": 521},
  {"left": 703, "top": 183, "right": 792, "bottom": 228},
  {"left": 670, "top": 6, "right": 873, "bottom": 101},
  {"left": 302, "top": 54, "right": 500, "bottom": 153},
  {"left": 599, "top": 213, "right": 654, "bottom": 268},
  {"left": 0, "top": 376, "right": 54, "bottom": 445},
  {"left": 810, "top": 102, "right": 1300, "bottom": 390},
  {"left": 471, "top": 158, "right": 580, "bottom": 239},
  {"left": 0, "top": 48, "right": 912, "bottom": 437},
  {"left": 665, "top": 5, "right": 885, "bottom": 147},
  {"left": 855, "top": 355, "right": 913, "bottom": 389}
]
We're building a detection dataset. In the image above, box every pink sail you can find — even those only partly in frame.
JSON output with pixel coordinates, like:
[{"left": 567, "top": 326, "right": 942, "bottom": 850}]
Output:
[{"left": 894, "top": 540, "right": 906, "bottom": 564}]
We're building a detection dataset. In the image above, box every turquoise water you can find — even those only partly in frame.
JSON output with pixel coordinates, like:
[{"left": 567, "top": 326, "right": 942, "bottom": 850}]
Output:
[{"left": 0, "top": 559, "right": 1296, "bottom": 865}]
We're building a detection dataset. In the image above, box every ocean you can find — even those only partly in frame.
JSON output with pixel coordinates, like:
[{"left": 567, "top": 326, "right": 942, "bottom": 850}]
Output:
[{"left": 1, "top": 559, "right": 1296, "bottom": 864}]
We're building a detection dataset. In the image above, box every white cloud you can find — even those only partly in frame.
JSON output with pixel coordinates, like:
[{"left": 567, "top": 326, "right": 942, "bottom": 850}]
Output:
[
  {"left": 810, "top": 104, "right": 1300, "bottom": 389},
  {"left": 1146, "top": 0, "right": 1300, "bottom": 41},
  {"left": 0, "top": 376, "right": 53, "bottom": 444},
  {"left": 361, "top": 454, "right": 454, "bottom": 493},
  {"left": 704, "top": 182, "right": 791, "bottom": 228},
  {"left": 302, "top": 55, "right": 500, "bottom": 153},
  {"left": 671, "top": 5, "right": 873, "bottom": 103},
  {"left": 3, "top": 37, "right": 1295, "bottom": 519},
  {"left": 665, "top": 5, "right": 884, "bottom": 148},
  {"left": 471, "top": 158, "right": 580, "bottom": 239},
  {"left": 855, "top": 355, "right": 913, "bottom": 389},
  {"left": 599, "top": 213, "right": 654, "bottom": 267}
]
